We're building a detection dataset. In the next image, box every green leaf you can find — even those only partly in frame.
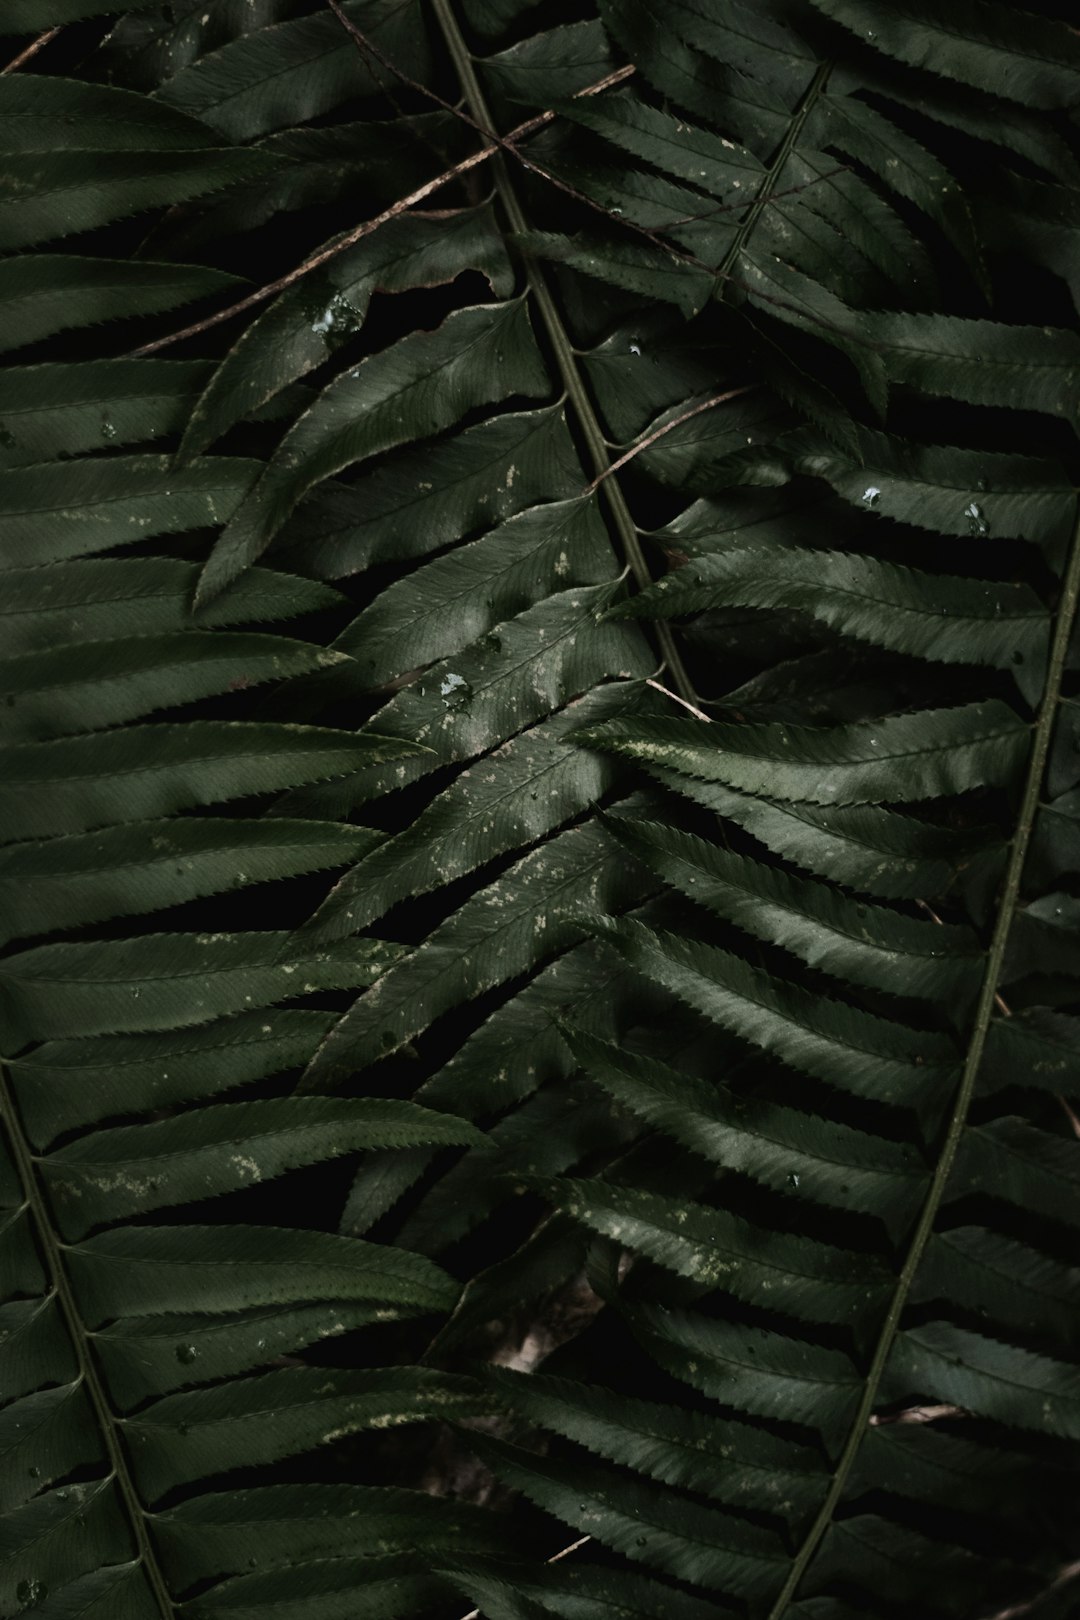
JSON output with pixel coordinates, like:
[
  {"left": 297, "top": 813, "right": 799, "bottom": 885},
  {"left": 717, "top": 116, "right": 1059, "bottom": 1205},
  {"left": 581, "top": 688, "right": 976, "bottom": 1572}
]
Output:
[
  {"left": 886, "top": 1323, "right": 1080, "bottom": 1439},
  {"left": 300, "top": 821, "right": 652, "bottom": 1087},
  {"left": 814, "top": 93, "right": 983, "bottom": 284},
  {"left": 536, "top": 1176, "right": 891, "bottom": 1323},
  {"left": 298, "top": 580, "right": 652, "bottom": 810},
  {"left": 0, "top": 932, "right": 403, "bottom": 1047},
  {"left": 606, "top": 813, "right": 983, "bottom": 1002},
  {"left": 0, "top": 633, "right": 349, "bottom": 744},
  {"left": 94, "top": 1302, "right": 405, "bottom": 1412},
  {"left": 0, "top": 76, "right": 223, "bottom": 154},
  {"left": 471, "top": 1430, "right": 788, "bottom": 1598},
  {"left": 953, "top": 1118, "right": 1080, "bottom": 1233},
  {"left": 0, "top": 0, "right": 156, "bottom": 27},
  {"left": 0, "top": 257, "right": 245, "bottom": 357},
  {"left": 646, "top": 768, "right": 1004, "bottom": 900},
  {"left": 574, "top": 701, "right": 1028, "bottom": 805},
  {"left": 0, "top": 818, "right": 380, "bottom": 945},
  {"left": 121, "top": 1366, "right": 487, "bottom": 1497},
  {"left": 910, "top": 1226, "right": 1080, "bottom": 1354},
  {"left": 0, "top": 360, "right": 210, "bottom": 468},
  {"left": 155, "top": 1483, "right": 510, "bottom": 1586},
  {"left": 618, "top": 546, "right": 1049, "bottom": 674},
  {"left": 5, "top": 4, "right": 1080, "bottom": 1614},
  {"left": 0, "top": 147, "right": 280, "bottom": 252},
  {"left": 70, "top": 1229, "right": 462, "bottom": 1329},
  {"left": 0, "top": 559, "right": 344, "bottom": 657},
  {"left": 483, "top": 1365, "right": 826, "bottom": 1519},
  {"left": 564, "top": 1027, "right": 927, "bottom": 1240},
  {"left": 275, "top": 403, "right": 582, "bottom": 580},
  {"left": 810, "top": 0, "right": 1080, "bottom": 111},
  {"left": 10, "top": 1010, "right": 337, "bottom": 1147},
  {"left": 876, "top": 312, "right": 1080, "bottom": 418},
  {"left": 332, "top": 496, "right": 612, "bottom": 684},
  {"left": 604, "top": 919, "right": 958, "bottom": 1115},
  {"left": 42, "top": 1098, "right": 480, "bottom": 1238},
  {"left": 155, "top": 0, "right": 432, "bottom": 141},
  {"left": 0, "top": 723, "right": 420, "bottom": 841},
  {"left": 181, "top": 205, "right": 513, "bottom": 460},
  {"left": 626, "top": 1299, "right": 862, "bottom": 1443},
  {"left": 0, "top": 456, "right": 261, "bottom": 568},
  {"left": 198, "top": 298, "right": 550, "bottom": 600},
  {"left": 307, "top": 684, "right": 654, "bottom": 939},
  {"left": 520, "top": 231, "right": 716, "bottom": 319}
]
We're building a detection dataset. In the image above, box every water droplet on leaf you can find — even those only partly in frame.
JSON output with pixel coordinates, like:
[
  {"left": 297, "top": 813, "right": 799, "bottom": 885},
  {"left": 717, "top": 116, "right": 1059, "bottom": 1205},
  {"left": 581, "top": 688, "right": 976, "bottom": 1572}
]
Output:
[
  {"left": 439, "top": 671, "right": 472, "bottom": 710},
  {"left": 310, "top": 292, "right": 364, "bottom": 345},
  {"left": 964, "top": 501, "right": 989, "bottom": 537}
]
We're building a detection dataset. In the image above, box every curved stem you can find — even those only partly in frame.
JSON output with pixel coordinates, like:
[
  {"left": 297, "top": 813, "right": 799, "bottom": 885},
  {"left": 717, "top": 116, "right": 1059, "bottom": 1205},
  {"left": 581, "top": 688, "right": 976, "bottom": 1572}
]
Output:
[
  {"left": 766, "top": 502, "right": 1080, "bottom": 1617},
  {"left": 0, "top": 1067, "right": 175, "bottom": 1619},
  {"left": 428, "top": 0, "right": 697, "bottom": 705}
]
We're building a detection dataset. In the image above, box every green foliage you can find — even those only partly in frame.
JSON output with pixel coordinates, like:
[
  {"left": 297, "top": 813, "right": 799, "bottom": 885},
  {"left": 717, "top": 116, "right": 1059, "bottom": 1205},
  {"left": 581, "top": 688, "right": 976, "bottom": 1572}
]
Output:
[{"left": 1, "top": 0, "right": 1080, "bottom": 1617}]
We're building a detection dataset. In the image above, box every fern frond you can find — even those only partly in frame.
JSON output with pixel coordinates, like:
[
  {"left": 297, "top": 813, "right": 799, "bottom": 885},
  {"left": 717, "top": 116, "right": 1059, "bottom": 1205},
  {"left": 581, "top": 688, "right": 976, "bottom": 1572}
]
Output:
[{"left": 5, "top": 0, "right": 1080, "bottom": 1613}]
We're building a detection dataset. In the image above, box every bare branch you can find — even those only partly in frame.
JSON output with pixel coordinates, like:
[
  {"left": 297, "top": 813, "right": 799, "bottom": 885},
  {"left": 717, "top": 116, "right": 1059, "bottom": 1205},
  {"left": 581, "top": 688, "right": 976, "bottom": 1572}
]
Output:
[
  {"left": 646, "top": 678, "right": 713, "bottom": 722},
  {"left": 128, "top": 61, "right": 634, "bottom": 357},
  {"left": 585, "top": 386, "right": 755, "bottom": 494},
  {"left": 985, "top": 1559, "right": 1080, "bottom": 1620},
  {"left": 327, "top": 6, "right": 881, "bottom": 348},
  {"left": 456, "top": 1536, "right": 593, "bottom": 1620},
  {"left": 869, "top": 1404, "right": 968, "bottom": 1426},
  {"left": 2, "top": 26, "right": 61, "bottom": 74}
]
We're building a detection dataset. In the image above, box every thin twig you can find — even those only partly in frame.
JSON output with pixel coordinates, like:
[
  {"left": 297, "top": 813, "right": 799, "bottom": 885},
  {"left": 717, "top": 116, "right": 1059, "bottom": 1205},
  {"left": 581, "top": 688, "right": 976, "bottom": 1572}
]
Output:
[
  {"left": 1, "top": 25, "right": 61, "bottom": 73},
  {"left": 869, "top": 1403, "right": 967, "bottom": 1426},
  {"left": 327, "top": 4, "right": 879, "bottom": 350},
  {"left": 986, "top": 1559, "right": 1080, "bottom": 1620},
  {"left": 917, "top": 899, "right": 1011, "bottom": 1016},
  {"left": 128, "top": 61, "right": 635, "bottom": 357},
  {"left": 329, "top": 0, "right": 698, "bottom": 260},
  {"left": 646, "top": 678, "right": 713, "bottom": 722},
  {"left": 586, "top": 386, "right": 755, "bottom": 494},
  {"left": 455, "top": 1536, "right": 592, "bottom": 1620},
  {"left": 660, "top": 164, "right": 852, "bottom": 229}
]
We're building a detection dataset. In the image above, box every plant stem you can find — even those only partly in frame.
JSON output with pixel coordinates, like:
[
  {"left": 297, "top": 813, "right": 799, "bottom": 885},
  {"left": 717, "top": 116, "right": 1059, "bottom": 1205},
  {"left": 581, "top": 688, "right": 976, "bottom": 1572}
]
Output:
[
  {"left": 766, "top": 502, "right": 1080, "bottom": 1617},
  {"left": 428, "top": 0, "right": 697, "bottom": 705},
  {"left": 717, "top": 63, "right": 833, "bottom": 294},
  {"left": 0, "top": 1066, "right": 175, "bottom": 1619}
]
